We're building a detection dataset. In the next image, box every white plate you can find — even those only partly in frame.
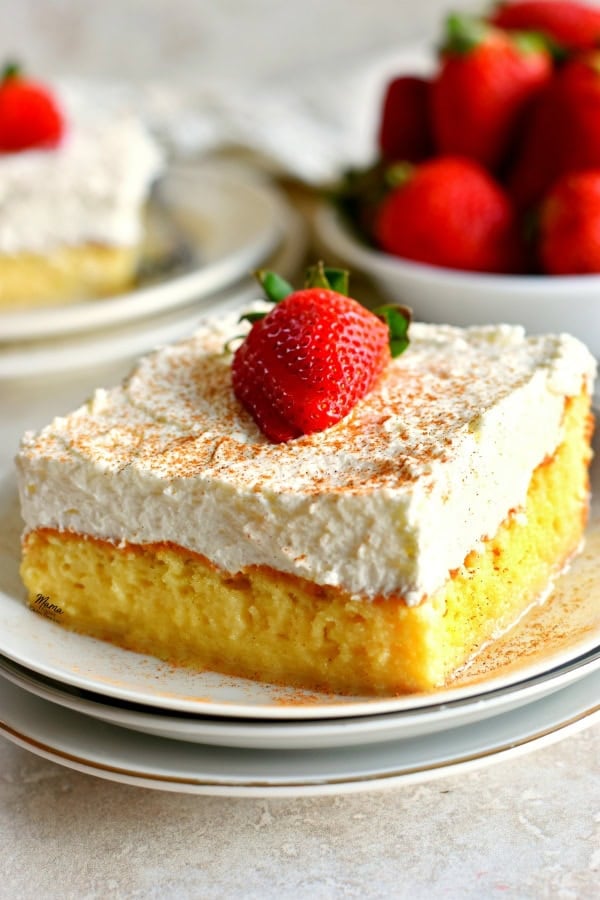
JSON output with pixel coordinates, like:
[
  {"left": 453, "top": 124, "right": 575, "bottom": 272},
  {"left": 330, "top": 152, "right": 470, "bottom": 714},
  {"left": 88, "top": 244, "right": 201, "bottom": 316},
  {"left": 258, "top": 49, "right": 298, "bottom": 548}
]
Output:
[
  {"left": 1, "top": 432, "right": 599, "bottom": 720},
  {"left": 0, "top": 647, "right": 597, "bottom": 750},
  {"left": 0, "top": 161, "right": 283, "bottom": 342},
  {"left": 0, "top": 202, "right": 307, "bottom": 379},
  {"left": 0, "top": 671, "right": 598, "bottom": 797}
]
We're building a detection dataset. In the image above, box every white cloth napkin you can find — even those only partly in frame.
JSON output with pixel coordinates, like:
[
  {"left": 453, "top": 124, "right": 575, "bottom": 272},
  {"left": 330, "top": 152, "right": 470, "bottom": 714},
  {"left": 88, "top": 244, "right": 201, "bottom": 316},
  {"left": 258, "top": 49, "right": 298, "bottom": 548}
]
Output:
[{"left": 59, "top": 43, "right": 431, "bottom": 186}]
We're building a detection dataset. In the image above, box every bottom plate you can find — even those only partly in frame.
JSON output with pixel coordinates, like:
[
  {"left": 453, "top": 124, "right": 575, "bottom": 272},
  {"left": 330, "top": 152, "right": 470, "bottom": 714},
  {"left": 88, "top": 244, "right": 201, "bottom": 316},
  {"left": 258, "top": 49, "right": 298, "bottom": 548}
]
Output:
[
  {"left": 0, "top": 647, "right": 598, "bottom": 750},
  {"left": 0, "top": 671, "right": 598, "bottom": 797}
]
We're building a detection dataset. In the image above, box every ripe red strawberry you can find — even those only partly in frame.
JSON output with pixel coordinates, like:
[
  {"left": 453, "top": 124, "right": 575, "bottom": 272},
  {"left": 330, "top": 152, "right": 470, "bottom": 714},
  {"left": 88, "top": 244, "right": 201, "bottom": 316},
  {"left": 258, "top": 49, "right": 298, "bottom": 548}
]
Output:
[
  {"left": 539, "top": 170, "right": 600, "bottom": 274},
  {"left": 490, "top": 1, "right": 600, "bottom": 54},
  {"left": 0, "top": 62, "right": 64, "bottom": 153},
  {"left": 373, "top": 157, "right": 522, "bottom": 273},
  {"left": 378, "top": 75, "right": 434, "bottom": 163},
  {"left": 430, "top": 14, "right": 552, "bottom": 172},
  {"left": 509, "top": 53, "right": 600, "bottom": 210},
  {"left": 506, "top": 78, "right": 562, "bottom": 211},
  {"left": 231, "top": 265, "right": 409, "bottom": 443}
]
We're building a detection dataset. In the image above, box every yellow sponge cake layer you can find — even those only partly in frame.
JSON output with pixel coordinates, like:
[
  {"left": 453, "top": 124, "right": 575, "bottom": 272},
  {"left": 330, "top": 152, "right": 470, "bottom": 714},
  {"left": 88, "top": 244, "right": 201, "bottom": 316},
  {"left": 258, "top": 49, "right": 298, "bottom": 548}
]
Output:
[
  {"left": 0, "top": 244, "right": 140, "bottom": 309},
  {"left": 20, "top": 390, "right": 592, "bottom": 695}
]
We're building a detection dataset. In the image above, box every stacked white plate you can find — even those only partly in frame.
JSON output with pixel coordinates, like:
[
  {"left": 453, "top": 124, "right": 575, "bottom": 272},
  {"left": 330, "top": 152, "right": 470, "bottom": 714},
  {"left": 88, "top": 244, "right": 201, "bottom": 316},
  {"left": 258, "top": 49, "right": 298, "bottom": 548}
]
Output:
[
  {"left": 0, "top": 443, "right": 599, "bottom": 796},
  {"left": 0, "top": 159, "right": 306, "bottom": 379}
]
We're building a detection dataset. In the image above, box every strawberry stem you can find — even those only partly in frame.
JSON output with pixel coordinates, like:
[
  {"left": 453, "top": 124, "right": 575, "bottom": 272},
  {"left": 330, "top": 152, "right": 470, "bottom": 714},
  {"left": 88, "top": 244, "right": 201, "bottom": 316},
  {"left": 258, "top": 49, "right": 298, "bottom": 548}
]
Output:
[
  {"left": 239, "top": 311, "right": 267, "bottom": 326},
  {"left": 1, "top": 61, "right": 21, "bottom": 82},
  {"left": 373, "top": 304, "right": 412, "bottom": 358},
  {"left": 443, "top": 14, "right": 490, "bottom": 54},
  {"left": 0, "top": 60, "right": 22, "bottom": 82},
  {"left": 385, "top": 162, "right": 415, "bottom": 189},
  {"left": 304, "top": 261, "right": 349, "bottom": 295},
  {"left": 305, "top": 262, "right": 331, "bottom": 290},
  {"left": 255, "top": 269, "right": 293, "bottom": 304},
  {"left": 511, "top": 30, "right": 553, "bottom": 56}
]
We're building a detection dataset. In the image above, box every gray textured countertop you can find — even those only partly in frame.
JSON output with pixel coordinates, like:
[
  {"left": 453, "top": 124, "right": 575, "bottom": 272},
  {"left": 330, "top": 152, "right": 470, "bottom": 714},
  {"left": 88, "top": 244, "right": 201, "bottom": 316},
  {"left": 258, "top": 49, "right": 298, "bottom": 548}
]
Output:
[
  {"left": 0, "top": 728, "right": 598, "bottom": 899},
  {"left": 1, "top": 2, "right": 599, "bottom": 897}
]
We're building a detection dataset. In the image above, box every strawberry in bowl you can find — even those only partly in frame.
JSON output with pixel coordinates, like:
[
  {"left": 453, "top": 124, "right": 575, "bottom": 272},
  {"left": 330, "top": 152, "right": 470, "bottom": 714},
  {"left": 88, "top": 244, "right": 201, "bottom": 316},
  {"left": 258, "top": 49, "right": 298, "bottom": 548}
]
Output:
[
  {"left": 373, "top": 156, "right": 523, "bottom": 274},
  {"left": 317, "top": 0, "right": 600, "bottom": 359}
]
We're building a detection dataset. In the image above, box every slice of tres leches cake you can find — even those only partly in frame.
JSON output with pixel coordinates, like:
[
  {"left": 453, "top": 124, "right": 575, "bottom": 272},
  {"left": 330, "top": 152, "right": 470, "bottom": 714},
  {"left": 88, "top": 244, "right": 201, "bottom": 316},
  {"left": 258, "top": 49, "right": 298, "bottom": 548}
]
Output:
[{"left": 16, "top": 267, "right": 596, "bottom": 695}]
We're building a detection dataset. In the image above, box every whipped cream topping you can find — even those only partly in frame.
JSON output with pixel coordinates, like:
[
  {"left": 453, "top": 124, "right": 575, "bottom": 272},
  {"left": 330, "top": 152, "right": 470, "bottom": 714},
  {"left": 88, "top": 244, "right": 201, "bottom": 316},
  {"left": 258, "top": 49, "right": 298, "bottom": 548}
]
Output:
[
  {"left": 0, "top": 104, "right": 164, "bottom": 254},
  {"left": 17, "top": 311, "right": 596, "bottom": 605}
]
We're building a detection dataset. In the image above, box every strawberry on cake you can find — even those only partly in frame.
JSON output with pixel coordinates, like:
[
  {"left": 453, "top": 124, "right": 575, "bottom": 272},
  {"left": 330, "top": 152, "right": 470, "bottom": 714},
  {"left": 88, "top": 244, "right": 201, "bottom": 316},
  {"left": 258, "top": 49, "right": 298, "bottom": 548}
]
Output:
[
  {"left": 16, "top": 265, "right": 596, "bottom": 695},
  {"left": 0, "top": 64, "right": 163, "bottom": 310}
]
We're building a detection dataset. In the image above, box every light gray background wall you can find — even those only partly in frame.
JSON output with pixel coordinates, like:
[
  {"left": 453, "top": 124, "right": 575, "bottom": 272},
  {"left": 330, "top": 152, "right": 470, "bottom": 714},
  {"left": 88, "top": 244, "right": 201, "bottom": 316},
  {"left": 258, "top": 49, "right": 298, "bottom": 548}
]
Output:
[{"left": 0, "top": 0, "right": 483, "bottom": 83}]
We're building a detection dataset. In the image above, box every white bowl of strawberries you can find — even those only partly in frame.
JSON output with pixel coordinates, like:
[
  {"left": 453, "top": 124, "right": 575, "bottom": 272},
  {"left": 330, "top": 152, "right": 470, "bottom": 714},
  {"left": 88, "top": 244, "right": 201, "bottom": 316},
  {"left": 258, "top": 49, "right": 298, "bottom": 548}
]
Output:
[{"left": 317, "top": 0, "right": 600, "bottom": 359}]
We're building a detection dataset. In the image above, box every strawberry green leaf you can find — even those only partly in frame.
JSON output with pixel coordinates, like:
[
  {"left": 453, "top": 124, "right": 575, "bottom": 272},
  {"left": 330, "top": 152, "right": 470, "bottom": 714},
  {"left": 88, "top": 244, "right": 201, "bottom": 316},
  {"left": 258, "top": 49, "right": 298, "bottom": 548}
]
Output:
[
  {"left": 330, "top": 161, "right": 390, "bottom": 245},
  {"left": 322, "top": 267, "right": 350, "bottom": 295},
  {"left": 304, "top": 261, "right": 350, "bottom": 295},
  {"left": 225, "top": 310, "right": 270, "bottom": 352},
  {"left": 255, "top": 269, "right": 293, "bottom": 304},
  {"left": 511, "top": 30, "right": 554, "bottom": 56},
  {"left": 224, "top": 334, "right": 245, "bottom": 353},
  {"left": 239, "top": 311, "right": 267, "bottom": 326},
  {"left": 385, "top": 161, "right": 415, "bottom": 189},
  {"left": 443, "top": 14, "right": 490, "bottom": 55},
  {"left": 373, "top": 304, "right": 412, "bottom": 358},
  {"left": 522, "top": 207, "right": 540, "bottom": 246},
  {"left": 1, "top": 61, "right": 21, "bottom": 82}
]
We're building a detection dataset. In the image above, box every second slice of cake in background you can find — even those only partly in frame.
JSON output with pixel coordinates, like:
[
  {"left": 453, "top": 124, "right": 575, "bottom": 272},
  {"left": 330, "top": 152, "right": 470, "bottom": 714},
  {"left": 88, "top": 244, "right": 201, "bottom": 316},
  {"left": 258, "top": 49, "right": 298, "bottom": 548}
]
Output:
[{"left": 0, "top": 65, "right": 164, "bottom": 310}]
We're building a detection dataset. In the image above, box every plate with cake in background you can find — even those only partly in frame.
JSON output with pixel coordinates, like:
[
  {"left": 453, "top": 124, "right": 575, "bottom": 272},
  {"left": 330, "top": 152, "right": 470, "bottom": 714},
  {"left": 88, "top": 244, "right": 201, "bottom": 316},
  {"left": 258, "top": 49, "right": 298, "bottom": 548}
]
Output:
[
  {"left": 0, "top": 262, "right": 598, "bottom": 732},
  {"left": 0, "top": 64, "right": 284, "bottom": 342},
  {"left": 315, "top": 0, "right": 600, "bottom": 361},
  {"left": 0, "top": 198, "right": 307, "bottom": 379}
]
